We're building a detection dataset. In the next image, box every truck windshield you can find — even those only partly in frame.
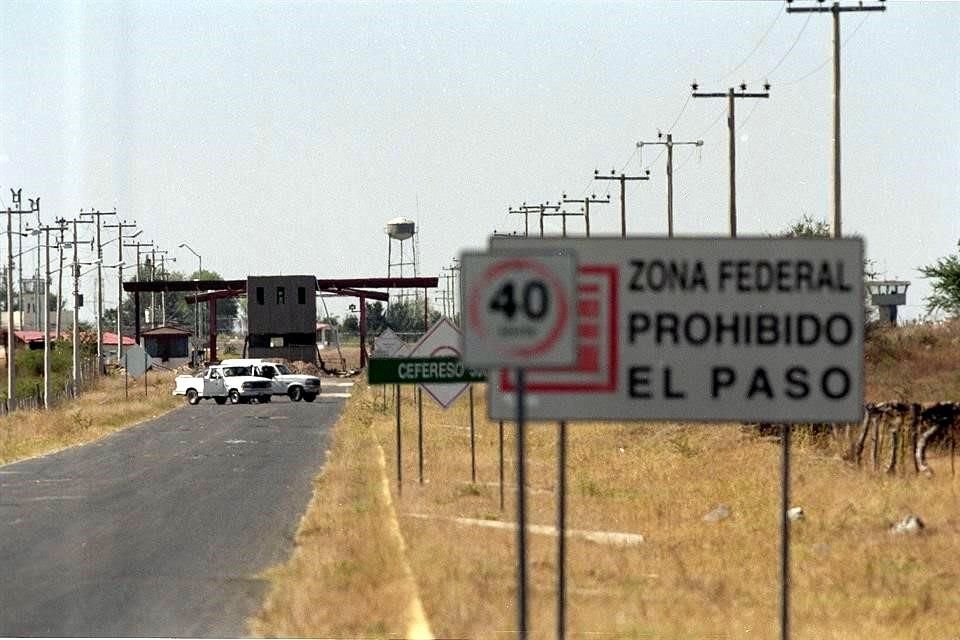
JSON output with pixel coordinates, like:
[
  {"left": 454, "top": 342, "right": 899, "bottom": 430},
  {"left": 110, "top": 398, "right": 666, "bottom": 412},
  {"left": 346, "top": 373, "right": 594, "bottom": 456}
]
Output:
[
  {"left": 223, "top": 366, "right": 252, "bottom": 377},
  {"left": 275, "top": 364, "right": 291, "bottom": 375}
]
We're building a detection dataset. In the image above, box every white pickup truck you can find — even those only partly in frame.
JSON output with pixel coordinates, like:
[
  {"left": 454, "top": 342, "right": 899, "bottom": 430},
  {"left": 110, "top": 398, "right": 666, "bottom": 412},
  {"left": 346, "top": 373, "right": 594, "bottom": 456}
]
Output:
[
  {"left": 173, "top": 364, "right": 275, "bottom": 405},
  {"left": 220, "top": 358, "right": 322, "bottom": 402}
]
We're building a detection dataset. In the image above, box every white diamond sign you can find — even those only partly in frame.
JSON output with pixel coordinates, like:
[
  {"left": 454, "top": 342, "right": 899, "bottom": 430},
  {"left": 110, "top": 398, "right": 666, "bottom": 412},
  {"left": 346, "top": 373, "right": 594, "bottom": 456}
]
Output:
[
  {"left": 373, "top": 328, "right": 406, "bottom": 357},
  {"left": 409, "top": 317, "right": 470, "bottom": 408}
]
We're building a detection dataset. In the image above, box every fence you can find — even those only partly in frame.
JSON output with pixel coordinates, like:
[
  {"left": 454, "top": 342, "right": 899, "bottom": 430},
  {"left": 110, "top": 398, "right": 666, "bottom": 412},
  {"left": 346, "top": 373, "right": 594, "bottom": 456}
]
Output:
[{"left": 0, "top": 356, "right": 102, "bottom": 416}]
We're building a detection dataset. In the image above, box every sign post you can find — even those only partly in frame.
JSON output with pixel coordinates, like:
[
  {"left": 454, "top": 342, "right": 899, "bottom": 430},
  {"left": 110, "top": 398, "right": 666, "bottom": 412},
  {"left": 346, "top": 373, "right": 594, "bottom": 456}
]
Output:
[
  {"left": 460, "top": 250, "right": 578, "bottom": 640},
  {"left": 486, "top": 236, "right": 865, "bottom": 640}
]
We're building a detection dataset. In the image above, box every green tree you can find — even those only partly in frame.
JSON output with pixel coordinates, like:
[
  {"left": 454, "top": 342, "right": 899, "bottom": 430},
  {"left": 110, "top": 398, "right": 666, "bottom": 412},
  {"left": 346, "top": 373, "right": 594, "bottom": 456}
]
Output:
[
  {"left": 918, "top": 246, "right": 960, "bottom": 318},
  {"left": 779, "top": 213, "right": 831, "bottom": 238}
]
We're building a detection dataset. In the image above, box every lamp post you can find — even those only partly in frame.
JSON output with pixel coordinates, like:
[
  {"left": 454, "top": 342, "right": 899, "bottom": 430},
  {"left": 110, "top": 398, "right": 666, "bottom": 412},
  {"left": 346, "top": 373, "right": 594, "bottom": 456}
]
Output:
[{"left": 179, "top": 243, "right": 203, "bottom": 364}]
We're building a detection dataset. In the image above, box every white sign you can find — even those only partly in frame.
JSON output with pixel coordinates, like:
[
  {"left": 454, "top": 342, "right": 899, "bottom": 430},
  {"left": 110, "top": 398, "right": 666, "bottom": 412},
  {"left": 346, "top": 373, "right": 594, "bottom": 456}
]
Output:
[
  {"left": 487, "top": 237, "right": 864, "bottom": 423},
  {"left": 373, "top": 328, "right": 406, "bottom": 357},
  {"left": 410, "top": 317, "right": 469, "bottom": 408},
  {"left": 460, "top": 251, "right": 578, "bottom": 368}
]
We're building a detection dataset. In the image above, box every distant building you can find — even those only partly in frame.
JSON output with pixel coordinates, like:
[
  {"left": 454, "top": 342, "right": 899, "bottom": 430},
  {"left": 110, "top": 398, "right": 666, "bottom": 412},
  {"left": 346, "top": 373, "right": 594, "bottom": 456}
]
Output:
[
  {"left": 316, "top": 322, "right": 339, "bottom": 349},
  {"left": 142, "top": 326, "right": 191, "bottom": 367},
  {"left": 101, "top": 332, "right": 137, "bottom": 361},
  {"left": 246, "top": 275, "right": 317, "bottom": 362}
]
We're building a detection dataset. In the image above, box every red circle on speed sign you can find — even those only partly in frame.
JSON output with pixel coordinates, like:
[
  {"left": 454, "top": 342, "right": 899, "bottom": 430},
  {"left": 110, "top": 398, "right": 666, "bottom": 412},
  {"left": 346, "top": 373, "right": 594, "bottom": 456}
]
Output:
[{"left": 467, "top": 258, "right": 570, "bottom": 359}]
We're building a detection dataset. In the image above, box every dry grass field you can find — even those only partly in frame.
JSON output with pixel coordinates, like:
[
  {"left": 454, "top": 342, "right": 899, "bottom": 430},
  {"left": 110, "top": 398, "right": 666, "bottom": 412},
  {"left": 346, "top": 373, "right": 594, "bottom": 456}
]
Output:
[
  {"left": 252, "top": 318, "right": 960, "bottom": 638},
  {"left": 0, "top": 369, "right": 181, "bottom": 465}
]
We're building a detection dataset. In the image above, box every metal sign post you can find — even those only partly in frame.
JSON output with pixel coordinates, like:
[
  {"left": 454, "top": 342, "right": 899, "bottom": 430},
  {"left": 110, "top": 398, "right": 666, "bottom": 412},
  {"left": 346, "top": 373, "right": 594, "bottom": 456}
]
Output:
[
  {"left": 395, "top": 384, "right": 402, "bottom": 495},
  {"left": 460, "top": 250, "right": 578, "bottom": 640},
  {"left": 469, "top": 385, "right": 476, "bottom": 483},
  {"left": 418, "top": 388, "right": 424, "bottom": 485}
]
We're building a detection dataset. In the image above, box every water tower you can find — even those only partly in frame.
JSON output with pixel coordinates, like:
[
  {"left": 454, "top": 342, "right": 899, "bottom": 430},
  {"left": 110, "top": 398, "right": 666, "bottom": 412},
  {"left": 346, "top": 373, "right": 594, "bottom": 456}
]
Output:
[{"left": 385, "top": 216, "right": 419, "bottom": 304}]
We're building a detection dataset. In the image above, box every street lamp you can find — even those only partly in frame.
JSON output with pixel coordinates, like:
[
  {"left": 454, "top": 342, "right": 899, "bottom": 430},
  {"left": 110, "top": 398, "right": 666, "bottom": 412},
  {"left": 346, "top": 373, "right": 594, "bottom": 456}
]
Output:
[
  {"left": 178, "top": 243, "right": 202, "bottom": 275},
  {"left": 178, "top": 243, "right": 203, "bottom": 364}
]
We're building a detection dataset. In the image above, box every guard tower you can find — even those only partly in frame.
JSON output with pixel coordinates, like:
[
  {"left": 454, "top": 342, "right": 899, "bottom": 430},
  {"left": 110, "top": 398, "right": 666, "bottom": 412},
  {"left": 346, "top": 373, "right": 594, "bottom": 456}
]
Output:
[
  {"left": 866, "top": 280, "right": 910, "bottom": 325},
  {"left": 247, "top": 275, "right": 318, "bottom": 362}
]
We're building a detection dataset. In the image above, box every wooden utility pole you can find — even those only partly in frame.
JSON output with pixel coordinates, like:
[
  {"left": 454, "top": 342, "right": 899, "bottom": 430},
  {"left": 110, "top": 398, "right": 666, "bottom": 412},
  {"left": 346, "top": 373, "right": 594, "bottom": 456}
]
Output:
[
  {"left": 540, "top": 209, "right": 584, "bottom": 239},
  {"left": 54, "top": 219, "right": 68, "bottom": 338},
  {"left": 6, "top": 189, "right": 37, "bottom": 405},
  {"left": 30, "top": 220, "right": 68, "bottom": 409},
  {"left": 125, "top": 240, "right": 153, "bottom": 329},
  {"left": 66, "top": 217, "right": 94, "bottom": 386},
  {"left": 520, "top": 202, "right": 561, "bottom": 239},
  {"left": 104, "top": 219, "right": 139, "bottom": 365},
  {"left": 508, "top": 204, "right": 533, "bottom": 238},
  {"left": 561, "top": 193, "right": 609, "bottom": 238},
  {"left": 593, "top": 169, "right": 650, "bottom": 237},
  {"left": 692, "top": 82, "right": 770, "bottom": 237},
  {"left": 787, "top": 0, "right": 886, "bottom": 238},
  {"left": 637, "top": 133, "right": 704, "bottom": 237},
  {"left": 80, "top": 209, "right": 117, "bottom": 369}
]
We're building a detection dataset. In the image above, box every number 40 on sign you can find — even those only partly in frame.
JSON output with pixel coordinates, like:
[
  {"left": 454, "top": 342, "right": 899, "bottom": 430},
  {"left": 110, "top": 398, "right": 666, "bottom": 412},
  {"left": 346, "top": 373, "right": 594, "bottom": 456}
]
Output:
[{"left": 460, "top": 251, "right": 578, "bottom": 369}]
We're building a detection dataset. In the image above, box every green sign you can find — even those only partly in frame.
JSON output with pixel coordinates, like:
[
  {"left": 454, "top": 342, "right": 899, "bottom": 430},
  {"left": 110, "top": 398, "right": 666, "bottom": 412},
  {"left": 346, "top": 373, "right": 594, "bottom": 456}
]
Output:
[{"left": 368, "top": 357, "right": 487, "bottom": 385}]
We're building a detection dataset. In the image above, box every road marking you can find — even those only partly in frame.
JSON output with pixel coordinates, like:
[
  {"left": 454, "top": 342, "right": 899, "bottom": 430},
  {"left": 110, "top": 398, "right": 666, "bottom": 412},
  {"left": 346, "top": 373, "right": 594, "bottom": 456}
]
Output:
[
  {"left": 320, "top": 392, "right": 352, "bottom": 398},
  {"left": 224, "top": 439, "right": 250, "bottom": 445},
  {"left": 323, "top": 381, "right": 355, "bottom": 388},
  {"left": 375, "top": 442, "right": 433, "bottom": 639},
  {"left": 5, "top": 496, "right": 87, "bottom": 503},
  {"left": 403, "top": 513, "right": 645, "bottom": 547}
]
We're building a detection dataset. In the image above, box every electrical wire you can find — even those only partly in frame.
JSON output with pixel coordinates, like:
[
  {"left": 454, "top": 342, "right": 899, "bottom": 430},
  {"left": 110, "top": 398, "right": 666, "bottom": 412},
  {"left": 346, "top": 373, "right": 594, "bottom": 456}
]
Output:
[
  {"left": 695, "top": 104, "right": 727, "bottom": 140},
  {"left": 736, "top": 100, "right": 763, "bottom": 132},
  {"left": 764, "top": 12, "right": 813, "bottom": 80},
  {"left": 779, "top": 13, "right": 871, "bottom": 86},
  {"left": 666, "top": 94, "right": 691, "bottom": 134},
  {"left": 719, "top": 4, "right": 784, "bottom": 83}
]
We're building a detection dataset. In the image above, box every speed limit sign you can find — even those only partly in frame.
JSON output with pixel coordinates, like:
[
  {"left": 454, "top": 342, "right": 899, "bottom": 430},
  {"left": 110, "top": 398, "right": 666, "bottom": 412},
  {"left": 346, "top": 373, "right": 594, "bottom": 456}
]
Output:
[{"left": 460, "top": 250, "right": 578, "bottom": 368}]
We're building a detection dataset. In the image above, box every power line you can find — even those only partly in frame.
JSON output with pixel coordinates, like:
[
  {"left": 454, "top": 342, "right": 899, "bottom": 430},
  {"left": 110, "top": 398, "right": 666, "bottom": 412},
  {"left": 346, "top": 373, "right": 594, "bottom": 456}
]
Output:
[
  {"left": 765, "top": 11, "right": 813, "bottom": 80},
  {"left": 779, "top": 13, "right": 871, "bottom": 86},
  {"left": 719, "top": 4, "right": 785, "bottom": 82}
]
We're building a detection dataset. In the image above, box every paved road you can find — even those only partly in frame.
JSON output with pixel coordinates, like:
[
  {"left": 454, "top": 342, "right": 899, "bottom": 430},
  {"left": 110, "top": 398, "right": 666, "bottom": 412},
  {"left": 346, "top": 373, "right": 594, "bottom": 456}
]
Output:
[{"left": 0, "top": 381, "right": 354, "bottom": 637}]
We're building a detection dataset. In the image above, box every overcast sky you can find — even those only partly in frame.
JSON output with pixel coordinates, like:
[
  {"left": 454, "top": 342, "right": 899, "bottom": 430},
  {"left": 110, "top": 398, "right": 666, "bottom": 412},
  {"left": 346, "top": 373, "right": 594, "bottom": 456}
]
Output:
[{"left": 2, "top": 0, "right": 957, "bottom": 322}]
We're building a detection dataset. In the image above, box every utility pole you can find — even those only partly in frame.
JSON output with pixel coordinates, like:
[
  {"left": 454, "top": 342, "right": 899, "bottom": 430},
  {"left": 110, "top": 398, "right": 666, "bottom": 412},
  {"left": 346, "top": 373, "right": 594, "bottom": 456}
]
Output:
[
  {"left": 80, "top": 209, "right": 117, "bottom": 370},
  {"left": 593, "top": 169, "right": 650, "bottom": 237},
  {"left": 637, "top": 132, "right": 704, "bottom": 237},
  {"left": 158, "top": 253, "right": 174, "bottom": 326},
  {"left": 443, "top": 260, "right": 462, "bottom": 320},
  {"left": 55, "top": 219, "right": 67, "bottom": 338},
  {"left": 692, "top": 82, "right": 770, "bottom": 237},
  {"left": 6, "top": 189, "right": 36, "bottom": 406},
  {"left": 8, "top": 190, "right": 37, "bottom": 330},
  {"left": 104, "top": 219, "right": 139, "bottom": 366},
  {"left": 29, "top": 220, "right": 67, "bottom": 409},
  {"left": 125, "top": 240, "right": 153, "bottom": 327},
  {"left": 787, "top": 0, "right": 886, "bottom": 238},
  {"left": 540, "top": 209, "right": 585, "bottom": 239},
  {"left": 66, "top": 217, "right": 94, "bottom": 385},
  {"left": 561, "top": 193, "right": 609, "bottom": 238},
  {"left": 507, "top": 204, "right": 534, "bottom": 238},
  {"left": 520, "top": 202, "right": 561, "bottom": 239}
]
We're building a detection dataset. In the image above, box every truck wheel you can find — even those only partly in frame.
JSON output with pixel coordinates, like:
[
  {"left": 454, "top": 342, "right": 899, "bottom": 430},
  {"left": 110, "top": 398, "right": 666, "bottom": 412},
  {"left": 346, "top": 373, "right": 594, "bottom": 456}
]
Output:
[
  {"left": 288, "top": 386, "right": 303, "bottom": 402},
  {"left": 214, "top": 397, "right": 227, "bottom": 405},
  {"left": 228, "top": 389, "right": 241, "bottom": 405},
  {"left": 303, "top": 393, "right": 317, "bottom": 403},
  {"left": 186, "top": 389, "right": 200, "bottom": 405}
]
